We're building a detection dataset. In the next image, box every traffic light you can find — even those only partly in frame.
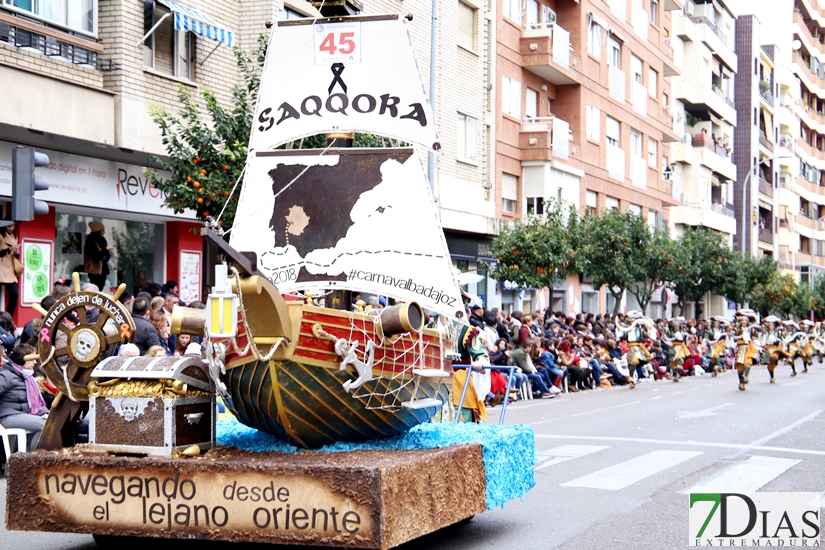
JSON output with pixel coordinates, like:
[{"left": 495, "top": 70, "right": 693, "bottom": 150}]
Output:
[{"left": 11, "top": 146, "right": 50, "bottom": 222}]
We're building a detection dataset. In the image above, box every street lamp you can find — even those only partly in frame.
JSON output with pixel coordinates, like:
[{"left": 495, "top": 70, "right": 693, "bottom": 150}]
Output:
[{"left": 740, "top": 152, "right": 794, "bottom": 255}]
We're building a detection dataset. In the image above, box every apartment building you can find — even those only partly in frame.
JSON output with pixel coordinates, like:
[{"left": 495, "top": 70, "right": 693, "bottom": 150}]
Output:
[
  {"left": 495, "top": 0, "right": 681, "bottom": 315},
  {"left": 0, "top": 0, "right": 318, "bottom": 324},
  {"left": 732, "top": 16, "right": 783, "bottom": 264},
  {"left": 669, "top": 0, "right": 737, "bottom": 252},
  {"left": 788, "top": 0, "right": 825, "bottom": 284}
]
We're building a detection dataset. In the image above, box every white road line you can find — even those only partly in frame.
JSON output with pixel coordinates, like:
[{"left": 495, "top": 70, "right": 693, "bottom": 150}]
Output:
[
  {"left": 672, "top": 391, "right": 683, "bottom": 395},
  {"left": 533, "top": 434, "right": 825, "bottom": 457},
  {"left": 727, "top": 409, "right": 823, "bottom": 459},
  {"left": 529, "top": 400, "right": 641, "bottom": 427},
  {"left": 684, "top": 455, "right": 800, "bottom": 495},
  {"left": 650, "top": 396, "right": 662, "bottom": 400},
  {"left": 535, "top": 445, "right": 609, "bottom": 470},
  {"left": 561, "top": 450, "right": 703, "bottom": 490}
]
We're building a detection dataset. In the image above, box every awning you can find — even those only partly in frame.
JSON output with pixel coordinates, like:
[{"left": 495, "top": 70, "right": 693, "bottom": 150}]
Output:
[{"left": 158, "top": 0, "right": 234, "bottom": 47}]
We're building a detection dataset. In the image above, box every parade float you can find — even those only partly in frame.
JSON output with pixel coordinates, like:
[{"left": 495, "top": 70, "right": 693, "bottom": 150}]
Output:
[{"left": 5, "top": 13, "right": 535, "bottom": 549}]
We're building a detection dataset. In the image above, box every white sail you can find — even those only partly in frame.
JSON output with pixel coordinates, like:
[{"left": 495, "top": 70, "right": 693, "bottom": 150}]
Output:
[
  {"left": 230, "top": 148, "right": 463, "bottom": 317},
  {"left": 250, "top": 15, "right": 440, "bottom": 153}
]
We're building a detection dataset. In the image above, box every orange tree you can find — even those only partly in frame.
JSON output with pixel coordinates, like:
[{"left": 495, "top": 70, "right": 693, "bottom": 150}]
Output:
[
  {"left": 489, "top": 199, "right": 583, "bottom": 290},
  {"left": 145, "top": 35, "right": 268, "bottom": 227}
]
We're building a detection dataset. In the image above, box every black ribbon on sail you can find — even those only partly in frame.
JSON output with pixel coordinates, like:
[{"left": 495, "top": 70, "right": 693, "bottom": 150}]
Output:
[{"left": 328, "top": 63, "right": 347, "bottom": 94}]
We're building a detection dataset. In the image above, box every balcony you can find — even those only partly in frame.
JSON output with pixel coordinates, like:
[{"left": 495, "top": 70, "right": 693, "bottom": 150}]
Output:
[
  {"left": 759, "top": 129, "right": 774, "bottom": 152},
  {"left": 678, "top": 15, "right": 735, "bottom": 69},
  {"left": 632, "top": 80, "right": 647, "bottom": 117},
  {"left": 631, "top": 156, "right": 647, "bottom": 189},
  {"left": 607, "top": 144, "right": 626, "bottom": 181},
  {"left": 759, "top": 177, "right": 774, "bottom": 198},
  {"left": 609, "top": 65, "right": 626, "bottom": 103},
  {"left": 792, "top": 50, "right": 823, "bottom": 90},
  {"left": 519, "top": 117, "right": 579, "bottom": 166},
  {"left": 710, "top": 203, "right": 736, "bottom": 217},
  {"left": 760, "top": 88, "right": 775, "bottom": 109},
  {"left": 670, "top": 202, "right": 737, "bottom": 235},
  {"left": 520, "top": 23, "right": 581, "bottom": 85},
  {"left": 673, "top": 80, "right": 736, "bottom": 124},
  {"left": 759, "top": 227, "right": 774, "bottom": 244},
  {"left": 692, "top": 133, "right": 736, "bottom": 181}
]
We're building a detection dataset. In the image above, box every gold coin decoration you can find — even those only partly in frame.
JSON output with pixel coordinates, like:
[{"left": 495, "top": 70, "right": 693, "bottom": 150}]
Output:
[{"left": 87, "top": 379, "right": 210, "bottom": 398}]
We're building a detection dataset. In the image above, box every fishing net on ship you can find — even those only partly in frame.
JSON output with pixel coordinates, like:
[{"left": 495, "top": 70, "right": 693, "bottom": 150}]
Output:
[{"left": 313, "top": 307, "right": 459, "bottom": 412}]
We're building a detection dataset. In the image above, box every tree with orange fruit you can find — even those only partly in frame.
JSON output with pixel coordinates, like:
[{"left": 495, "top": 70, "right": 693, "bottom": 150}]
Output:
[{"left": 145, "top": 35, "right": 268, "bottom": 229}]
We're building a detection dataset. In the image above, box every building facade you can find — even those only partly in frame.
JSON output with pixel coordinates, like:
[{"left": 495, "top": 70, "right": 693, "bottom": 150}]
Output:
[
  {"left": 0, "top": 0, "right": 319, "bottom": 324},
  {"left": 495, "top": 0, "right": 682, "bottom": 315}
]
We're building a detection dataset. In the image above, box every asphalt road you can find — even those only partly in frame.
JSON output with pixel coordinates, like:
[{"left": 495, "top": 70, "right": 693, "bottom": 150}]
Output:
[{"left": 1, "top": 361, "right": 823, "bottom": 549}]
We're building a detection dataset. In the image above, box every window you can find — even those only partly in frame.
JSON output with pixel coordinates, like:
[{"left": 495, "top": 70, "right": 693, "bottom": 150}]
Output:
[
  {"left": 648, "top": 209, "right": 658, "bottom": 228},
  {"left": 586, "top": 190, "right": 598, "bottom": 215},
  {"left": 526, "top": 0, "right": 539, "bottom": 27},
  {"left": 458, "top": 2, "right": 477, "bottom": 51},
  {"left": 629, "top": 203, "right": 642, "bottom": 216},
  {"left": 525, "top": 196, "right": 544, "bottom": 215},
  {"left": 503, "top": 0, "right": 521, "bottom": 24},
  {"left": 586, "top": 104, "right": 601, "bottom": 141},
  {"left": 144, "top": 2, "right": 195, "bottom": 79},
  {"left": 502, "top": 75, "right": 522, "bottom": 119},
  {"left": 526, "top": 88, "right": 538, "bottom": 119},
  {"left": 630, "top": 129, "right": 642, "bottom": 157},
  {"left": 6, "top": 0, "right": 95, "bottom": 34},
  {"left": 606, "top": 116, "right": 620, "bottom": 146},
  {"left": 606, "top": 196, "right": 619, "bottom": 210},
  {"left": 648, "top": 67, "right": 658, "bottom": 97},
  {"left": 277, "top": 7, "right": 306, "bottom": 19},
  {"left": 588, "top": 21, "right": 603, "bottom": 58},
  {"left": 608, "top": 36, "right": 621, "bottom": 69},
  {"left": 662, "top": 91, "right": 669, "bottom": 108},
  {"left": 648, "top": 137, "right": 657, "bottom": 166},
  {"left": 649, "top": 0, "right": 659, "bottom": 25},
  {"left": 662, "top": 155, "right": 669, "bottom": 173},
  {"left": 502, "top": 174, "right": 518, "bottom": 214},
  {"left": 631, "top": 54, "right": 643, "bottom": 83},
  {"left": 457, "top": 113, "right": 477, "bottom": 162}
]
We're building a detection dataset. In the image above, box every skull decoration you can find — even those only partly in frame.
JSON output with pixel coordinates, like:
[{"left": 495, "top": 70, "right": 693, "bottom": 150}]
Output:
[
  {"left": 121, "top": 398, "right": 138, "bottom": 422},
  {"left": 75, "top": 330, "right": 97, "bottom": 361}
]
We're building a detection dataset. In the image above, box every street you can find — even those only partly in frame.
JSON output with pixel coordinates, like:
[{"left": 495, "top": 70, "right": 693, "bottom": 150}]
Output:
[{"left": 1, "top": 363, "right": 823, "bottom": 550}]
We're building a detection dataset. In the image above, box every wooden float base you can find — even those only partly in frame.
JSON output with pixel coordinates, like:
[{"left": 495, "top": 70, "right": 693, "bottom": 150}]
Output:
[{"left": 6, "top": 444, "right": 487, "bottom": 550}]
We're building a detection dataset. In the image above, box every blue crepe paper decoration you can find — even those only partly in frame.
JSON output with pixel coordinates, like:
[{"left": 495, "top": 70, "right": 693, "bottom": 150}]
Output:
[{"left": 216, "top": 418, "right": 535, "bottom": 510}]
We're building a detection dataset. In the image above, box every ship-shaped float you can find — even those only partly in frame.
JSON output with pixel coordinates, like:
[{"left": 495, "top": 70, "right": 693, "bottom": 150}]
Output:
[{"left": 169, "top": 14, "right": 464, "bottom": 448}]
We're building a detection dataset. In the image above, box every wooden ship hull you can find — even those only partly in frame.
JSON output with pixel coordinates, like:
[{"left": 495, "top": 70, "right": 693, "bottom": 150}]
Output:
[{"left": 174, "top": 268, "right": 453, "bottom": 449}]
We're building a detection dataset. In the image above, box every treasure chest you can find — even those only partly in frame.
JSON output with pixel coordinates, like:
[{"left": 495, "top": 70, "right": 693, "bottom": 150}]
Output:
[{"left": 88, "top": 356, "right": 216, "bottom": 456}]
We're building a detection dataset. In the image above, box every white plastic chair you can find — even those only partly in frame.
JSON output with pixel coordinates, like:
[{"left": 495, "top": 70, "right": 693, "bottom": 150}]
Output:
[{"left": 0, "top": 428, "right": 30, "bottom": 470}]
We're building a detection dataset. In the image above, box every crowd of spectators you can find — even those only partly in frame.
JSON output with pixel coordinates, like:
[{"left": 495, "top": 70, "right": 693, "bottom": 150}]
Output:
[{"left": 466, "top": 304, "right": 717, "bottom": 406}]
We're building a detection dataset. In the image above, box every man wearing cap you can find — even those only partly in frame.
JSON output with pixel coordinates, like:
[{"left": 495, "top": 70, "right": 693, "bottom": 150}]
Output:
[
  {"left": 83, "top": 221, "right": 114, "bottom": 292},
  {"left": 468, "top": 302, "right": 484, "bottom": 330}
]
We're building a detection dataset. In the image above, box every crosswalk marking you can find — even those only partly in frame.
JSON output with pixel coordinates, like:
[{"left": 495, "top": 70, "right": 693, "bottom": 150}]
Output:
[
  {"left": 561, "top": 450, "right": 703, "bottom": 490},
  {"left": 684, "top": 455, "right": 800, "bottom": 495},
  {"left": 535, "top": 445, "right": 609, "bottom": 470}
]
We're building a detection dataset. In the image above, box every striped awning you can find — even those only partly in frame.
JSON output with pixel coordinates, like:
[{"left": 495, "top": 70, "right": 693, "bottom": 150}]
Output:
[{"left": 157, "top": 0, "right": 234, "bottom": 48}]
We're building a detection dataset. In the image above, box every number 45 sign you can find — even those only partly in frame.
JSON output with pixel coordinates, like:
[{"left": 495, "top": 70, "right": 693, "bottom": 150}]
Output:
[{"left": 314, "top": 22, "right": 361, "bottom": 64}]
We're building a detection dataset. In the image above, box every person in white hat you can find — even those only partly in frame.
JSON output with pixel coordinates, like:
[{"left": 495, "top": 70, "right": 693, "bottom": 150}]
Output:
[
  {"left": 732, "top": 309, "right": 761, "bottom": 391},
  {"left": 663, "top": 317, "right": 690, "bottom": 382},
  {"left": 705, "top": 316, "right": 729, "bottom": 377},
  {"left": 784, "top": 320, "right": 807, "bottom": 377},
  {"left": 761, "top": 315, "right": 789, "bottom": 384}
]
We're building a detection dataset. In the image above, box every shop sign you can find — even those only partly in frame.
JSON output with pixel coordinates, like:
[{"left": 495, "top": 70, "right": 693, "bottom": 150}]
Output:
[
  {"left": 179, "top": 250, "right": 202, "bottom": 304},
  {"left": 20, "top": 239, "right": 52, "bottom": 306},
  {"left": 0, "top": 141, "right": 194, "bottom": 219}
]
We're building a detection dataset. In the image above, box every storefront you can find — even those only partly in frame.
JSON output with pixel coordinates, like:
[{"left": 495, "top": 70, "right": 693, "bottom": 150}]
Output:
[
  {"left": 443, "top": 231, "right": 500, "bottom": 310},
  {"left": 0, "top": 140, "right": 202, "bottom": 325}
]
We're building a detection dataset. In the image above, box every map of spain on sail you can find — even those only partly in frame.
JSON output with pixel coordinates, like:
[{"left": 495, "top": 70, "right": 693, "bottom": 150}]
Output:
[
  {"left": 230, "top": 148, "right": 463, "bottom": 317},
  {"left": 267, "top": 150, "right": 412, "bottom": 259}
]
